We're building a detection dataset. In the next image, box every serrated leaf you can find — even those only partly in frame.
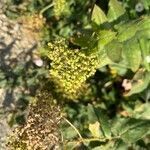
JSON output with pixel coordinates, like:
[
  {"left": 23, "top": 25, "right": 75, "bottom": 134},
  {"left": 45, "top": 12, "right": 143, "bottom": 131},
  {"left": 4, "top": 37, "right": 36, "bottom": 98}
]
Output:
[
  {"left": 125, "top": 70, "right": 150, "bottom": 96},
  {"left": 123, "top": 38, "right": 141, "bottom": 72},
  {"left": 105, "top": 40, "right": 122, "bottom": 62},
  {"left": 116, "top": 16, "right": 150, "bottom": 42},
  {"left": 91, "top": 4, "right": 108, "bottom": 25},
  {"left": 107, "top": 0, "right": 126, "bottom": 21},
  {"left": 116, "top": 21, "right": 139, "bottom": 42},
  {"left": 89, "top": 121, "right": 101, "bottom": 138}
]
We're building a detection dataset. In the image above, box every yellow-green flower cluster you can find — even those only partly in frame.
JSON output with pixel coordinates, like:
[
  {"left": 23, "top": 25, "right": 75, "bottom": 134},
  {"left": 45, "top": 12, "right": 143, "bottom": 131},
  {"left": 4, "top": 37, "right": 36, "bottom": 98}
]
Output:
[
  {"left": 53, "top": 0, "right": 69, "bottom": 16},
  {"left": 48, "top": 39, "right": 99, "bottom": 99}
]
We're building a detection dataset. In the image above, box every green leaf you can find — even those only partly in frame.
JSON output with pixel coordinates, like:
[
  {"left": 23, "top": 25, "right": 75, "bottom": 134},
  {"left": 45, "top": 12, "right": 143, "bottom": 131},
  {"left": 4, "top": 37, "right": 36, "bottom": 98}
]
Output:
[
  {"left": 98, "top": 30, "right": 117, "bottom": 49},
  {"left": 116, "top": 21, "right": 139, "bottom": 42},
  {"left": 71, "top": 29, "right": 97, "bottom": 49},
  {"left": 97, "top": 30, "right": 117, "bottom": 68},
  {"left": 121, "top": 120, "right": 150, "bottom": 143},
  {"left": 87, "top": 105, "right": 111, "bottom": 138},
  {"left": 116, "top": 16, "right": 150, "bottom": 42},
  {"left": 62, "top": 126, "right": 78, "bottom": 139},
  {"left": 95, "top": 109, "right": 112, "bottom": 138},
  {"left": 139, "top": 37, "right": 150, "bottom": 71},
  {"left": 113, "top": 140, "right": 128, "bottom": 150},
  {"left": 123, "top": 38, "right": 141, "bottom": 72},
  {"left": 136, "top": 28, "right": 150, "bottom": 39},
  {"left": 105, "top": 40, "right": 122, "bottom": 62},
  {"left": 109, "top": 64, "right": 128, "bottom": 76},
  {"left": 111, "top": 118, "right": 128, "bottom": 136},
  {"left": 133, "top": 103, "right": 150, "bottom": 119},
  {"left": 138, "top": 16, "right": 150, "bottom": 30},
  {"left": 89, "top": 121, "right": 101, "bottom": 138},
  {"left": 63, "top": 141, "right": 78, "bottom": 150},
  {"left": 87, "top": 104, "right": 98, "bottom": 123},
  {"left": 91, "top": 4, "right": 108, "bottom": 25},
  {"left": 125, "top": 70, "right": 150, "bottom": 96},
  {"left": 92, "top": 146, "right": 102, "bottom": 150},
  {"left": 112, "top": 118, "right": 150, "bottom": 143},
  {"left": 107, "top": 0, "right": 126, "bottom": 21},
  {"left": 141, "top": 0, "right": 150, "bottom": 10},
  {"left": 97, "top": 48, "right": 112, "bottom": 68}
]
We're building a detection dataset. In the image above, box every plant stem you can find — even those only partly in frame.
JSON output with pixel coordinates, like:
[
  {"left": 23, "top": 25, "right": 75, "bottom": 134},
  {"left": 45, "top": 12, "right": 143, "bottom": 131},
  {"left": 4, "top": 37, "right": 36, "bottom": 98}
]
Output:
[
  {"left": 40, "top": 3, "right": 54, "bottom": 15},
  {"left": 63, "top": 117, "right": 83, "bottom": 141}
]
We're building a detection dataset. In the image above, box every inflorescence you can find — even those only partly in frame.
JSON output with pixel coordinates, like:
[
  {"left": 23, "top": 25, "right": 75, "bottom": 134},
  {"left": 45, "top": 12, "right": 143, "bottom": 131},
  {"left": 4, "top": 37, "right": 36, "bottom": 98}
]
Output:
[
  {"left": 7, "top": 91, "right": 61, "bottom": 150},
  {"left": 53, "top": 0, "right": 69, "bottom": 17},
  {"left": 48, "top": 39, "right": 99, "bottom": 99}
]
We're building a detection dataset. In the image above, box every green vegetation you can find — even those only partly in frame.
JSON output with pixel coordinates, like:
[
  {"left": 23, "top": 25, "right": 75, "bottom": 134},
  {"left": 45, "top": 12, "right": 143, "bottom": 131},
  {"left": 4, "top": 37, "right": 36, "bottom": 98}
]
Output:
[{"left": 0, "top": 0, "right": 150, "bottom": 149}]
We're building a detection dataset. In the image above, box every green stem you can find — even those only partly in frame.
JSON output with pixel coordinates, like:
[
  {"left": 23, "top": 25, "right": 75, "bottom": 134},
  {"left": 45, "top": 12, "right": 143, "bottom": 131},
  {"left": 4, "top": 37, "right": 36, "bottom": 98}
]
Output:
[
  {"left": 63, "top": 117, "right": 83, "bottom": 141},
  {"left": 40, "top": 3, "right": 54, "bottom": 15}
]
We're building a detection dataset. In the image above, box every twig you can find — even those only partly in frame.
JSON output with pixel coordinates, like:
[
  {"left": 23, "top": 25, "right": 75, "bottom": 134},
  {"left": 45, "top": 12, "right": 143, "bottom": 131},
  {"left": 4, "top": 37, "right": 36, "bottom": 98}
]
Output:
[
  {"left": 40, "top": 3, "right": 54, "bottom": 15},
  {"left": 63, "top": 117, "right": 83, "bottom": 141}
]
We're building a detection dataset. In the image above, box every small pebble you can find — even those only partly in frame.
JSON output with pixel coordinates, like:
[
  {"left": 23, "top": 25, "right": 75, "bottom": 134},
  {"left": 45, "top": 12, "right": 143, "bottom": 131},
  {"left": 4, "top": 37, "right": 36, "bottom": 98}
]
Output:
[{"left": 33, "top": 58, "right": 44, "bottom": 67}]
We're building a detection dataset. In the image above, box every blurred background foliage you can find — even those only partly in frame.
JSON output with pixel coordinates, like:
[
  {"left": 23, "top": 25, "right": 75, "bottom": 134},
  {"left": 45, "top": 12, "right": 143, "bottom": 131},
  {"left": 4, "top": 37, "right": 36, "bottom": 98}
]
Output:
[{"left": 0, "top": 0, "right": 150, "bottom": 149}]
